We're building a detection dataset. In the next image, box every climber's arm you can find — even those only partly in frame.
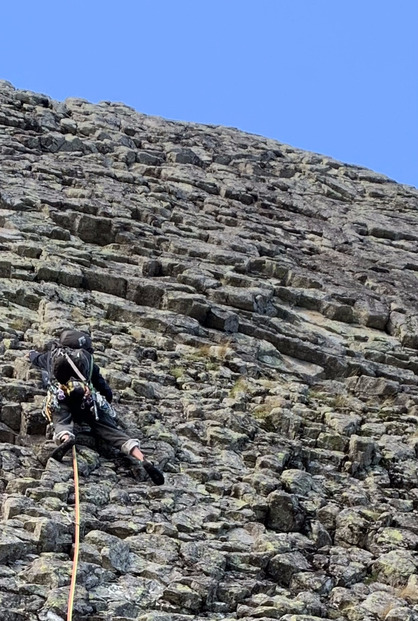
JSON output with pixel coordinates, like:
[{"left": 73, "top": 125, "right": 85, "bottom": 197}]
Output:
[
  {"left": 28, "top": 351, "right": 49, "bottom": 370},
  {"left": 91, "top": 364, "right": 113, "bottom": 403}
]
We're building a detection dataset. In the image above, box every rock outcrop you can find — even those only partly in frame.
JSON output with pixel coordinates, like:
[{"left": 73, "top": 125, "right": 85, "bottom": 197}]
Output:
[{"left": 1, "top": 80, "right": 418, "bottom": 621}]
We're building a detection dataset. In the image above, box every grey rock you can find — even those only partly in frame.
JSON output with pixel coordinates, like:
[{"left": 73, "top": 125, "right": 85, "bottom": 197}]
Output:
[
  {"left": 335, "top": 508, "right": 371, "bottom": 547},
  {"left": 372, "top": 550, "right": 418, "bottom": 583},
  {"left": 20, "top": 554, "right": 72, "bottom": 586},
  {"left": 279, "top": 614, "right": 331, "bottom": 621},
  {"left": 266, "top": 490, "right": 305, "bottom": 532},
  {"left": 84, "top": 530, "right": 130, "bottom": 572},
  {"left": 0, "top": 403, "right": 22, "bottom": 432},
  {"left": 204, "top": 307, "right": 239, "bottom": 332},
  {"left": 167, "top": 148, "right": 204, "bottom": 167},
  {"left": 385, "top": 609, "right": 418, "bottom": 621},
  {"left": 162, "top": 581, "right": 202, "bottom": 612},
  {"left": 267, "top": 550, "right": 311, "bottom": 584},
  {"left": 349, "top": 434, "right": 378, "bottom": 470}
]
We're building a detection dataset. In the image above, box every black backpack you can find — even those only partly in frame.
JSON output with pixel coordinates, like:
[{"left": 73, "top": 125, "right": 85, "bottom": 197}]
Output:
[
  {"left": 49, "top": 344, "right": 93, "bottom": 385},
  {"left": 59, "top": 329, "right": 93, "bottom": 353}
]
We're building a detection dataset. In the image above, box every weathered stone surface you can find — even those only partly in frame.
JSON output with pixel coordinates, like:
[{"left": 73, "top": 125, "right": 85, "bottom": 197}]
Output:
[
  {"left": 84, "top": 530, "right": 130, "bottom": 572},
  {"left": 267, "top": 550, "right": 311, "bottom": 584},
  {"left": 0, "top": 82, "right": 418, "bottom": 621},
  {"left": 372, "top": 550, "right": 418, "bottom": 583},
  {"left": 266, "top": 490, "right": 305, "bottom": 532}
]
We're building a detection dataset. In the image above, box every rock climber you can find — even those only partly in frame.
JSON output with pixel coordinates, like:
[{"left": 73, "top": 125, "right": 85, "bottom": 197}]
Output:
[{"left": 28, "top": 329, "right": 164, "bottom": 485}]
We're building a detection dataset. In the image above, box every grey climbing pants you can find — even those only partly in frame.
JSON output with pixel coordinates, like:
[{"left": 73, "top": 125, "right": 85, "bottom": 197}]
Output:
[{"left": 53, "top": 405, "right": 140, "bottom": 455}]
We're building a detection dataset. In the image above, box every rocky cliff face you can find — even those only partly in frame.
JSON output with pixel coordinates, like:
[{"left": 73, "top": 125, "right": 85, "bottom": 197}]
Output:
[{"left": 1, "top": 80, "right": 418, "bottom": 621}]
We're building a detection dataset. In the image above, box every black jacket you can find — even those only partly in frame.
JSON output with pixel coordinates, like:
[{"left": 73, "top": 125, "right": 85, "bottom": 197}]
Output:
[{"left": 29, "top": 350, "right": 113, "bottom": 403}]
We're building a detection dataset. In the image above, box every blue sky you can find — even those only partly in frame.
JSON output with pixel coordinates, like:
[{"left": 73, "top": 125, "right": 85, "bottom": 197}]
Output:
[{"left": 1, "top": 1, "right": 417, "bottom": 187}]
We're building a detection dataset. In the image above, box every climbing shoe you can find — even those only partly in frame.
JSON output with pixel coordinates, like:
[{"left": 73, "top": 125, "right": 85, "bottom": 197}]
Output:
[
  {"left": 50, "top": 437, "right": 76, "bottom": 462},
  {"left": 143, "top": 460, "right": 165, "bottom": 485}
]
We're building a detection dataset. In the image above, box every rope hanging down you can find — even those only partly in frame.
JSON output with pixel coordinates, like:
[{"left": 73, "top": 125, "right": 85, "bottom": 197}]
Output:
[{"left": 67, "top": 445, "right": 81, "bottom": 621}]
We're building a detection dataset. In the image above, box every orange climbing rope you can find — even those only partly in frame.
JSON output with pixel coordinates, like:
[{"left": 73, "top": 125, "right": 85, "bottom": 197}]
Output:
[{"left": 67, "top": 444, "right": 81, "bottom": 621}]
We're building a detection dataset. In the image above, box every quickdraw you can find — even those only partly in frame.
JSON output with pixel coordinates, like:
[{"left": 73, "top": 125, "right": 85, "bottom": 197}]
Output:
[
  {"left": 58, "top": 380, "right": 93, "bottom": 405},
  {"left": 43, "top": 390, "right": 55, "bottom": 423}
]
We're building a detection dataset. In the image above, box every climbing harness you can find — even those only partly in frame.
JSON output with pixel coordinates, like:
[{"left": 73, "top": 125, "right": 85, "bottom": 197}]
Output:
[
  {"left": 42, "top": 389, "right": 55, "bottom": 423},
  {"left": 43, "top": 380, "right": 99, "bottom": 423},
  {"left": 59, "top": 353, "right": 99, "bottom": 420},
  {"left": 67, "top": 444, "right": 81, "bottom": 621},
  {"left": 42, "top": 345, "right": 99, "bottom": 423}
]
